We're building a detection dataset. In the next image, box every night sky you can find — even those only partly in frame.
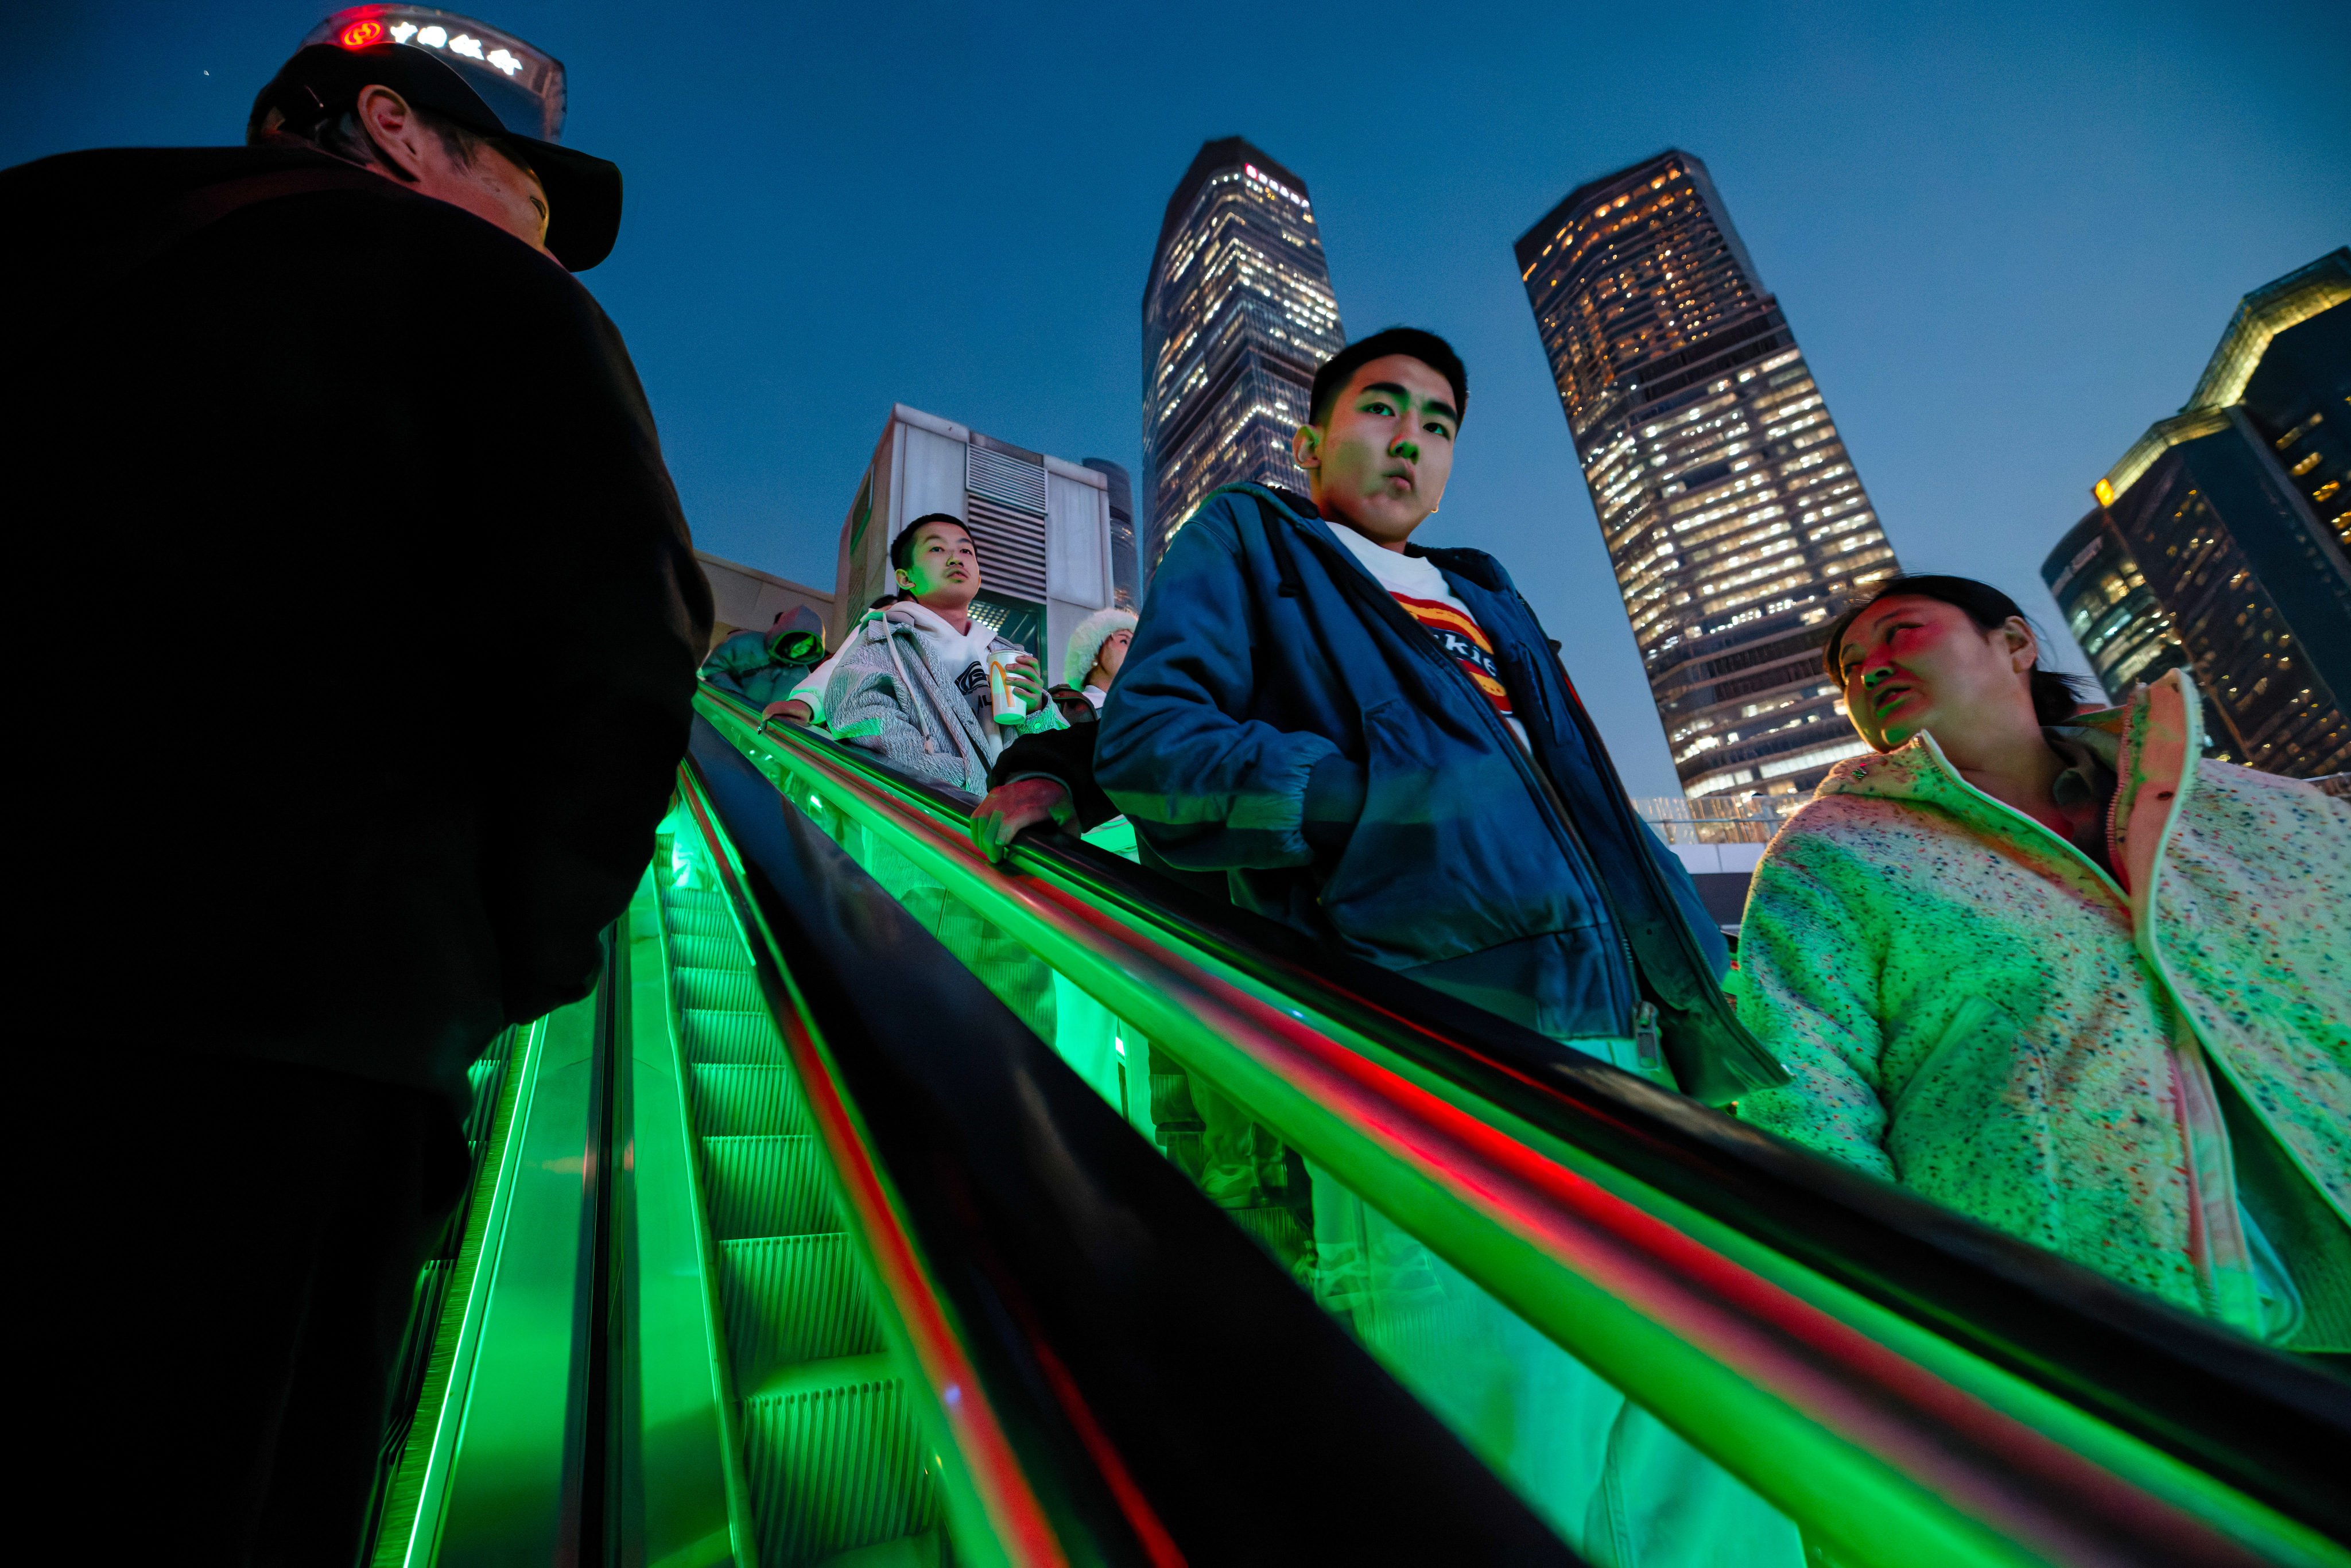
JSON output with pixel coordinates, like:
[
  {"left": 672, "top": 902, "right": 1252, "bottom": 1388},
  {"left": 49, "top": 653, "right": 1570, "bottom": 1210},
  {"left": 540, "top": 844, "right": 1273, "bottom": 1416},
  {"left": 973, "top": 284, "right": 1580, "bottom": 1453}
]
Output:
[{"left": 10, "top": 1, "right": 2344, "bottom": 795}]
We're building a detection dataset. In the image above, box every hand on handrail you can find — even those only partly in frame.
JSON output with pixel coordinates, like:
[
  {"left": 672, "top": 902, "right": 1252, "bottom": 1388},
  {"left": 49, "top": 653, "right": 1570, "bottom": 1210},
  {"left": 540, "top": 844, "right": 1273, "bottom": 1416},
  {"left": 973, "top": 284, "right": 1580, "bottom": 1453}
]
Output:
[
  {"left": 971, "top": 776, "right": 1073, "bottom": 863},
  {"left": 760, "top": 697, "right": 813, "bottom": 729}
]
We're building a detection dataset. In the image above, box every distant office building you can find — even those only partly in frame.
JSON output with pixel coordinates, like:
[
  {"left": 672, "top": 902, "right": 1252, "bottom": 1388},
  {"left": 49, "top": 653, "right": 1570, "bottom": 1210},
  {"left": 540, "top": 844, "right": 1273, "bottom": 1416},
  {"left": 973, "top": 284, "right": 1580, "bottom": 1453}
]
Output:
[
  {"left": 833, "top": 405, "right": 1120, "bottom": 683},
  {"left": 1515, "top": 150, "right": 1901, "bottom": 802},
  {"left": 1142, "top": 138, "right": 1345, "bottom": 570},
  {"left": 2043, "top": 248, "right": 2350, "bottom": 777},
  {"left": 2041, "top": 513, "right": 2184, "bottom": 703},
  {"left": 1082, "top": 457, "right": 1141, "bottom": 607}
]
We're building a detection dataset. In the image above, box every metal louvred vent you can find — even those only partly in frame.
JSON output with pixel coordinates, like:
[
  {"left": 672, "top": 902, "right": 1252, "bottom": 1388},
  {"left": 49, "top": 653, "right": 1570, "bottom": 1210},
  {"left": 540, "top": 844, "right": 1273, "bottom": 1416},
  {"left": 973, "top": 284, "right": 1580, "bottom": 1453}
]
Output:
[
  {"left": 963, "top": 495, "right": 1049, "bottom": 601},
  {"left": 965, "top": 446, "right": 1048, "bottom": 515}
]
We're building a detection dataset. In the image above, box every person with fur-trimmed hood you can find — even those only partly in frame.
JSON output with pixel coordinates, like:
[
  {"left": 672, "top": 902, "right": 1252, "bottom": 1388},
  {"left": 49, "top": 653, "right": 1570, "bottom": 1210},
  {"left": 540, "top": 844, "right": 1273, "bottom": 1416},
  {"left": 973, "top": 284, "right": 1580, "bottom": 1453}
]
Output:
[{"left": 825, "top": 514, "right": 1065, "bottom": 795}]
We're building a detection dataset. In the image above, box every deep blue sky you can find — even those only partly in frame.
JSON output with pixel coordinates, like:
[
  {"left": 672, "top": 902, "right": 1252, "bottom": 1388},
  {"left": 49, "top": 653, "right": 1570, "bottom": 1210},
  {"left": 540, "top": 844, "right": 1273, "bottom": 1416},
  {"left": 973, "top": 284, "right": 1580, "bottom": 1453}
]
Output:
[{"left": 9, "top": 2, "right": 2345, "bottom": 795}]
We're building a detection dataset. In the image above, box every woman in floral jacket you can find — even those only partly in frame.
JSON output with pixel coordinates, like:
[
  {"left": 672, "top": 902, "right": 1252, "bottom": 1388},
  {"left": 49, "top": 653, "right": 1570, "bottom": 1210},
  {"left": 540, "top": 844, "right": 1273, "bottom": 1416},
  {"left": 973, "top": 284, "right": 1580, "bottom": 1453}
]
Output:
[{"left": 1736, "top": 575, "right": 2349, "bottom": 1351}]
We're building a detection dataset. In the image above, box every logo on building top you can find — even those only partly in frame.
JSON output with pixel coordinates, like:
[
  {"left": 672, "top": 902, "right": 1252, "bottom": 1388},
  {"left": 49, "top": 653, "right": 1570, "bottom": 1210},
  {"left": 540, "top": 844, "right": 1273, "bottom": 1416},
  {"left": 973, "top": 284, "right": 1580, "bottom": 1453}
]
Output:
[{"left": 1242, "top": 163, "right": 1307, "bottom": 208}]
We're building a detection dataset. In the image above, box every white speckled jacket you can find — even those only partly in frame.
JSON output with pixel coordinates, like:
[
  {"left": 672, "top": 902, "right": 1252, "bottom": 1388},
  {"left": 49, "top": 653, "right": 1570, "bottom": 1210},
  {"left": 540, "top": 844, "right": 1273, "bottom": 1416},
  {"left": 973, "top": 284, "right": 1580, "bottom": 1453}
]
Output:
[
  {"left": 824, "top": 601, "right": 1064, "bottom": 796},
  {"left": 1735, "top": 670, "right": 2350, "bottom": 1346}
]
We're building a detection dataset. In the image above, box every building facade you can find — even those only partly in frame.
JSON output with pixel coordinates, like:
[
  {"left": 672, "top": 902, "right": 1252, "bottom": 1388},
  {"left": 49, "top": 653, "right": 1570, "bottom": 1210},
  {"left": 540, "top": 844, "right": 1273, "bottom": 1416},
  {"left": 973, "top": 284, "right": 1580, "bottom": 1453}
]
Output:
[
  {"left": 1515, "top": 150, "right": 1900, "bottom": 802},
  {"left": 696, "top": 552, "right": 833, "bottom": 655},
  {"left": 1082, "top": 457, "right": 1140, "bottom": 607},
  {"left": 2049, "top": 249, "right": 2351, "bottom": 777},
  {"left": 2041, "top": 510, "right": 2183, "bottom": 704},
  {"left": 1142, "top": 138, "right": 1345, "bottom": 572},
  {"left": 833, "top": 405, "right": 1120, "bottom": 684}
]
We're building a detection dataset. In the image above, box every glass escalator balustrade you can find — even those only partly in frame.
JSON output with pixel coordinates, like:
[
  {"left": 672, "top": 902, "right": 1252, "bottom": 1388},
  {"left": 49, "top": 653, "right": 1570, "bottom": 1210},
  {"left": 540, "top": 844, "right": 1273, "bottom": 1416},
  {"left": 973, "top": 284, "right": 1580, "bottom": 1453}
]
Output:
[
  {"left": 356, "top": 681, "right": 2348, "bottom": 1568},
  {"left": 711, "top": 727, "right": 1803, "bottom": 1567},
  {"left": 690, "top": 684, "right": 2351, "bottom": 1568}
]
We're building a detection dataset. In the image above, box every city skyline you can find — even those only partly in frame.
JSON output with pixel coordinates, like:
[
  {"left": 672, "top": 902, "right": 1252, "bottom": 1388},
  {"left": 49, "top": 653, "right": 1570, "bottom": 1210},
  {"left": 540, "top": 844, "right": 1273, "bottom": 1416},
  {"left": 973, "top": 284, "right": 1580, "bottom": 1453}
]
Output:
[
  {"left": 11, "top": 1, "right": 2344, "bottom": 798},
  {"left": 1516, "top": 152, "right": 1899, "bottom": 801},
  {"left": 1141, "top": 137, "right": 1345, "bottom": 573}
]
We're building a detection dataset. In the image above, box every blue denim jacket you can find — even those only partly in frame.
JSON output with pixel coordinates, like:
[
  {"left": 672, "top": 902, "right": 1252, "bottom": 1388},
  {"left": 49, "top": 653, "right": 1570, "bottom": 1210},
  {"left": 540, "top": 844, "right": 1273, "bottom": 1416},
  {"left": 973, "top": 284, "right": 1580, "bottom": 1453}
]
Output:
[{"left": 1093, "top": 484, "right": 1782, "bottom": 1103}]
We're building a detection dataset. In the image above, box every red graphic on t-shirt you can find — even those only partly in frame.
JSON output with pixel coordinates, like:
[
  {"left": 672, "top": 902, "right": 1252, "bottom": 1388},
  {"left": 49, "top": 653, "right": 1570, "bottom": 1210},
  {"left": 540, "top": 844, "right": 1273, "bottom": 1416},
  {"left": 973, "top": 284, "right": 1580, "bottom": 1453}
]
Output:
[{"left": 1392, "top": 593, "right": 1513, "bottom": 719}]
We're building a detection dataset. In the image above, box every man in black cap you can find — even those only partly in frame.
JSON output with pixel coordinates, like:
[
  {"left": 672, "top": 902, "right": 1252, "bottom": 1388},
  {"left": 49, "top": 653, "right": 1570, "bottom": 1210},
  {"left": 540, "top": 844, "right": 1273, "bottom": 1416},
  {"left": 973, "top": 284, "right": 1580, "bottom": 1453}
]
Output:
[{"left": 2, "top": 30, "right": 708, "bottom": 1563}]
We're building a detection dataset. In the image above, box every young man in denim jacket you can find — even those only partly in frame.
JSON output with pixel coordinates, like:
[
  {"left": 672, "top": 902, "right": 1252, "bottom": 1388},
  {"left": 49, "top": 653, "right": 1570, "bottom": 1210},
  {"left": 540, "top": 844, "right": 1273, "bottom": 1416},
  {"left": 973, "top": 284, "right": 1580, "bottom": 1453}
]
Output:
[
  {"left": 1093, "top": 328, "right": 1797, "bottom": 1565},
  {"left": 1095, "top": 328, "right": 1771, "bottom": 1100}
]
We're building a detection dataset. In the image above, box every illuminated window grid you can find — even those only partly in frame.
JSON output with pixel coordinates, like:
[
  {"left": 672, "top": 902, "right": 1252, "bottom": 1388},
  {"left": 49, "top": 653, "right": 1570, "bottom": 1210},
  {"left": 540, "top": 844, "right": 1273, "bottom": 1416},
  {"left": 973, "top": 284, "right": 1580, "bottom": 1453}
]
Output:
[
  {"left": 1516, "top": 151, "right": 1902, "bottom": 802},
  {"left": 1145, "top": 143, "right": 1345, "bottom": 566}
]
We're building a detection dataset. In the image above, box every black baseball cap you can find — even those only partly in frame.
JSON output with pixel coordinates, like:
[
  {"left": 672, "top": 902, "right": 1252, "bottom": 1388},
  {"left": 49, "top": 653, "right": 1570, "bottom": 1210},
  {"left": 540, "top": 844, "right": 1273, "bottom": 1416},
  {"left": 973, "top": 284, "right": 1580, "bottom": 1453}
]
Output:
[{"left": 250, "top": 40, "right": 621, "bottom": 269}]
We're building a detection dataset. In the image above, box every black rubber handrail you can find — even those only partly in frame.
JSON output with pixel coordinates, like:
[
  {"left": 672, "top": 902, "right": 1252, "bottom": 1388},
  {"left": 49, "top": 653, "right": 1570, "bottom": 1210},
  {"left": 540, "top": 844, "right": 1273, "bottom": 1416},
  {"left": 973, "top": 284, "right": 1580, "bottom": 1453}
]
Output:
[
  {"left": 701, "top": 687, "right": 2351, "bottom": 1543},
  {"left": 682, "top": 719, "right": 1581, "bottom": 1564}
]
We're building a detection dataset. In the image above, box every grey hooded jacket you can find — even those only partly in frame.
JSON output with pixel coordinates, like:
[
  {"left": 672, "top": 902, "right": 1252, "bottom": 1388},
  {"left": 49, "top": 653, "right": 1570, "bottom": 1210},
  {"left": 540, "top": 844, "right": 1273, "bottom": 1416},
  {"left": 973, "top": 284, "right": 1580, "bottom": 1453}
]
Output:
[{"left": 825, "top": 602, "right": 1064, "bottom": 794}]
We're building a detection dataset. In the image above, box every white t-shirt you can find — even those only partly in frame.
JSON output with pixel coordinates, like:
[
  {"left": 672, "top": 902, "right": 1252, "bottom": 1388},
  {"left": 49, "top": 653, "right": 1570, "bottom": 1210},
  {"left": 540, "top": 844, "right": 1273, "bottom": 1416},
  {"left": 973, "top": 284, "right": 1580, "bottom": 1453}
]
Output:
[{"left": 1326, "top": 522, "right": 1532, "bottom": 753}]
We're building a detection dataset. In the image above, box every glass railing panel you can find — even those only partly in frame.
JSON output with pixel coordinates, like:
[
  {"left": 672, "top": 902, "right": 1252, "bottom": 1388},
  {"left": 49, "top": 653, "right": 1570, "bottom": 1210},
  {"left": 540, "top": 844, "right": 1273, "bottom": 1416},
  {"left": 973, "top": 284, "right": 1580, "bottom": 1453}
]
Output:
[
  {"left": 696, "top": 688, "right": 2349, "bottom": 1568},
  {"left": 701, "top": 707, "right": 1845, "bottom": 1565},
  {"left": 682, "top": 712, "right": 1585, "bottom": 1565}
]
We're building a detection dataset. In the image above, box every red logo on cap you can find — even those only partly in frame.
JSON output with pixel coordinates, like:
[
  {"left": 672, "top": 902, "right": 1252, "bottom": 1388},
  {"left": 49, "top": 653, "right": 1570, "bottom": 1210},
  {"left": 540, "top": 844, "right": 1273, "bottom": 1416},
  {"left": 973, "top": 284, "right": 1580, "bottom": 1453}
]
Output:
[{"left": 339, "top": 20, "right": 384, "bottom": 47}]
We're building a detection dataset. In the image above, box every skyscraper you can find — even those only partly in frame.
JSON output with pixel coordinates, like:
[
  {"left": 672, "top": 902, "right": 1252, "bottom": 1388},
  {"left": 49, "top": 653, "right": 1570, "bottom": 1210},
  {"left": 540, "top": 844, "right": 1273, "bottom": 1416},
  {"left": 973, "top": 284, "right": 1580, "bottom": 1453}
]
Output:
[
  {"left": 2042, "top": 509, "right": 2185, "bottom": 704},
  {"left": 1515, "top": 151, "right": 1900, "bottom": 802},
  {"left": 2044, "top": 249, "right": 2350, "bottom": 777},
  {"left": 1142, "top": 138, "right": 1345, "bottom": 571},
  {"left": 1081, "top": 457, "right": 1140, "bottom": 607}
]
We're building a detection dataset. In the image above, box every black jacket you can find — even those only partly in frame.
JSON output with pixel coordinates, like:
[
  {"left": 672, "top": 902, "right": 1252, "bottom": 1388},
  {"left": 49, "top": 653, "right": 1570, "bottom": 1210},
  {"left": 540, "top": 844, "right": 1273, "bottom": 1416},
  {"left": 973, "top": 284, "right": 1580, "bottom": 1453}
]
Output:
[
  {"left": 3, "top": 145, "right": 712, "bottom": 1111},
  {"left": 987, "top": 690, "right": 1118, "bottom": 830}
]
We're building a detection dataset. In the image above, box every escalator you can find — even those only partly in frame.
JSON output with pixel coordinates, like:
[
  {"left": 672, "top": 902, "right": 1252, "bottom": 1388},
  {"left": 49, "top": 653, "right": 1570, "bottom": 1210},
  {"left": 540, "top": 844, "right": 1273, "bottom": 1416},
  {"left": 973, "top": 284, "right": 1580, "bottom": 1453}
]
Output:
[{"left": 360, "top": 683, "right": 2351, "bottom": 1567}]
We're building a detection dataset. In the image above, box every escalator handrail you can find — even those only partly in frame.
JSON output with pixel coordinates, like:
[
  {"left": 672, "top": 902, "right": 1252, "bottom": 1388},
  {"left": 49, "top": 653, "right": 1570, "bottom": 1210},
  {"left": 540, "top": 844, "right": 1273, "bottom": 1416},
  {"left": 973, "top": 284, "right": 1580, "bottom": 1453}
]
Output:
[
  {"left": 699, "top": 684, "right": 2351, "bottom": 1557},
  {"left": 679, "top": 720, "right": 1582, "bottom": 1565}
]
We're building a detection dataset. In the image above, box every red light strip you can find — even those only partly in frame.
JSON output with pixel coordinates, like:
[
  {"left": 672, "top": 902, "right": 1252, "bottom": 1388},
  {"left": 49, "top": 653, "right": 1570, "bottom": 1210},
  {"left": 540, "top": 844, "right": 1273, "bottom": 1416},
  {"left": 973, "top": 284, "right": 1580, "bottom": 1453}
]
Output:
[
  {"left": 761, "top": 722, "right": 2269, "bottom": 1568},
  {"left": 676, "top": 770, "right": 1071, "bottom": 1568}
]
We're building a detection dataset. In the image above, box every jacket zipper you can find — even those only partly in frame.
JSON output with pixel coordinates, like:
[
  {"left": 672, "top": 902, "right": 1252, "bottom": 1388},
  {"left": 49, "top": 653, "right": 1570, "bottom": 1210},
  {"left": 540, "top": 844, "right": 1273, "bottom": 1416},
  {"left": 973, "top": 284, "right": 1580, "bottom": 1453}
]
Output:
[
  {"left": 1280, "top": 512, "right": 1642, "bottom": 1029},
  {"left": 1506, "top": 588, "right": 1756, "bottom": 1051}
]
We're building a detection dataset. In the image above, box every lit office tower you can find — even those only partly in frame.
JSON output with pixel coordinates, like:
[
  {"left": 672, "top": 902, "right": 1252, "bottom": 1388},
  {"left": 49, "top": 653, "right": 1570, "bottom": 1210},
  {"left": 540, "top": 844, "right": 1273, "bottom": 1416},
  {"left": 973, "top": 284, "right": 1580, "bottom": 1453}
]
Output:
[
  {"left": 2042, "top": 510, "right": 2185, "bottom": 704},
  {"left": 2045, "top": 248, "right": 2349, "bottom": 777},
  {"left": 1515, "top": 150, "right": 1900, "bottom": 802},
  {"left": 1142, "top": 138, "right": 1345, "bottom": 570}
]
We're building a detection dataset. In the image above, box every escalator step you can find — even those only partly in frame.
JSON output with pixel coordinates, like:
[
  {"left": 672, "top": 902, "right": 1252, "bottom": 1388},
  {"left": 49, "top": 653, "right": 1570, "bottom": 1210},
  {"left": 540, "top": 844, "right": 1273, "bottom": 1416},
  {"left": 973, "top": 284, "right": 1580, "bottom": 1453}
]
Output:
[
  {"left": 679, "top": 1007, "right": 790, "bottom": 1067},
  {"left": 660, "top": 902, "right": 738, "bottom": 941},
  {"left": 662, "top": 886, "right": 734, "bottom": 917},
  {"left": 461, "top": 1059, "right": 510, "bottom": 1147},
  {"left": 666, "top": 933, "right": 748, "bottom": 972},
  {"left": 720, "top": 1234, "right": 883, "bottom": 1384},
  {"left": 674, "top": 965, "right": 766, "bottom": 1015},
  {"left": 702, "top": 1135, "right": 837, "bottom": 1241},
  {"left": 689, "top": 1065, "right": 812, "bottom": 1138},
  {"left": 740, "top": 1354, "right": 937, "bottom": 1568}
]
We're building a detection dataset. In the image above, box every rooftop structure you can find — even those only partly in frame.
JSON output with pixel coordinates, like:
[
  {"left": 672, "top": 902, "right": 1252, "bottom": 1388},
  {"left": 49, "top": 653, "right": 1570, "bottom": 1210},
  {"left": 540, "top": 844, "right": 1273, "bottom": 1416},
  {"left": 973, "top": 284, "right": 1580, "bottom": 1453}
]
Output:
[
  {"left": 2051, "top": 249, "right": 2350, "bottom": 777},
  {"left": 833, "top": 405, "right": 1121, "bottom": 683}
]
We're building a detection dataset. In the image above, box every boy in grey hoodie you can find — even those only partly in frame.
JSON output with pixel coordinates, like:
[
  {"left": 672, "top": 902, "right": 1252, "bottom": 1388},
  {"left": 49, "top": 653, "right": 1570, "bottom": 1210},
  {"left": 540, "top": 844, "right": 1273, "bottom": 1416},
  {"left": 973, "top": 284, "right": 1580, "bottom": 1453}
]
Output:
[{"left": 826, "top": 514, "right": 1065, "bottom": 795}]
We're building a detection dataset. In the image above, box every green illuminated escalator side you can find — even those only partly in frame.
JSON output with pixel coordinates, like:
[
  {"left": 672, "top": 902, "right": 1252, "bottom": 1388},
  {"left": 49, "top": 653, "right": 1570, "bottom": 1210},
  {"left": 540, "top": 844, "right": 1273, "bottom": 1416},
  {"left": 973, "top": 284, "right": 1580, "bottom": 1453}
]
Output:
[
  {"left": 647, "top": 817, "right": 950, "bottom": 1568},
  {"left": 364, "top": 1025, "right": 526, "bottom": 1567}
]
